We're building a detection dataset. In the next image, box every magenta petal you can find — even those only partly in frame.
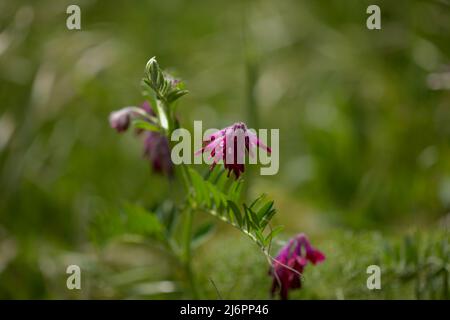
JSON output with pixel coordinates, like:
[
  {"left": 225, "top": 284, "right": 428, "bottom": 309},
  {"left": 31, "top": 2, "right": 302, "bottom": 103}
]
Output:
[{"left": 307, "top": 249, "right": 326, "bottom": 264}]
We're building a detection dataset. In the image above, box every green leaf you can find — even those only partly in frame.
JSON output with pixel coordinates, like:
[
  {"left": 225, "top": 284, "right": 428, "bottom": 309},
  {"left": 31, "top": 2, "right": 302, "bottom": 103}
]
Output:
[
  {"left": 167, "top": 89, "right": 189, "bottom": 103},
  {"left": 156, "top": 200, "right": 178, "bottom": 237},
  {"left": 147, "top": 57, "right": 160, "bottom": 87},
  {"left": 257, "top": 200, "right": 273, "bottom": 219},
  {"left": 265, "top": 226, "right": 284, "bottom": 246},
  {"left": 227, "top": 200, "right": 243, "bottom": 227},
  {"left": 216, "top": 170, "right": 228, "bottom": 192},
  {"left": 260, "top": 208, "right": 276, "bottom": 229},
  {"left": 122, "top": 203, "right": 164, "bottom": 238},
  {"left": 228, "top": 180, "right": 243, "bottom": 202},
  {"left": 207, "top": 182, "right": 226, "bottom": 209},
  {"left": 192, "top": 222, "right": 215, "bottom": 248},
  {"left": 145, "top": 57, "right": 172, "bottom": 100},
  {"left": 245, "top": 204, "right": 260, "bottom": 229},
  {"left": 254, "top": 230, "right": 266, "bottom": 245},
  {"left": 254, "top": 199, "right": 276, "bottom": 229},
  {"left": 186, "top": 167, "right": 280, "bottom": 251},
  {"left": 207, "top": 166, "right": 224, "bottom": 184},
  {"left": 242, "top": 205, "right": 255, "bottom": 231},
  {"left": 141, "top": 79, "right": 154, "bottom": 98},
  {"left": 249, "top": 193, "right": 266, "bottom": 210},
  {"left": 188, "top": 168, "right": 210, "bottom": 207},
  {"left": 132, "top": 119, "right": 160, "bottom": 132}
]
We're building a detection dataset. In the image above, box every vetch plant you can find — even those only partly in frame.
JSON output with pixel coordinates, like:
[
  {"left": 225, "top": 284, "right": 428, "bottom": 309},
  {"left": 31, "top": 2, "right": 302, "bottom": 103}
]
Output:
[{"left": 108, "top": 57, "right": 325, "bottom": 299}]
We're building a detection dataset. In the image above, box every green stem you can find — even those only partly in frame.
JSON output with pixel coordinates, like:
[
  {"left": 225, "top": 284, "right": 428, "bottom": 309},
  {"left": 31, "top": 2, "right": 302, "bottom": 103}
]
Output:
[
  {"left": 154, "top": 78, "right": 199, "bottom": 298},
  {"left": 183, "top": 207, "right": 199, "bottom": 298},
  {"left": 169, "top": 131, "right": 198, "bottom": 297}
]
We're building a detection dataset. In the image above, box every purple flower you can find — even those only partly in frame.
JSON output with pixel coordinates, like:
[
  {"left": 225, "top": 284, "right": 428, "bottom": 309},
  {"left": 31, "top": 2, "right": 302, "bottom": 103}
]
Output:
[
  {"left": 269, "top": 233, "right": 325, "bottom": 300},
  {"left": 109, "top": 107, "right": 134, "bottom": 132},
  {"left": 109, "top": 102, "right": 173, "bottom": 176},
  {"left": 143, "top": 131, "right": 173, "bottom": 176},
  {"left": 195, "top": 122, "right": 271, "bottom": 179}
]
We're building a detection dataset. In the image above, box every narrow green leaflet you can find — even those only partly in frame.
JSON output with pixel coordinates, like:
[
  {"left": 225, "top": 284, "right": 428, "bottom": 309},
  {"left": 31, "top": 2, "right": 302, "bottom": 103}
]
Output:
[
  {"left": 132, "top": 119, "right": 160, "bottom": 132},
  {"left": 167, "top": 89, "right": 189, "bottom": 104},
  {"left": 264, "top": 225, "right": 284, "bottom": 247},
  {"left": 192, "top": 222, "right": 215, "bottom": 248},
  {"left": 187, "top": 167, "right": 280, "bottom": 250},
  {"left": 227, "top": 200, "right": 243, "bottom": 227}
]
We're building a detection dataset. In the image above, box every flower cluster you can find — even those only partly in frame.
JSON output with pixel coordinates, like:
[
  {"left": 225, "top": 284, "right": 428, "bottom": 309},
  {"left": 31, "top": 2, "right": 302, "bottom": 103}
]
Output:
[
  {"left": 269, "top": 233, "right": 325, "bottom": 300},
  {"left": 109, "top": 101, "right": 173, "bottom": 176},
  {"left": 196, "top": 122, "right": 271, "bottom": 179}
]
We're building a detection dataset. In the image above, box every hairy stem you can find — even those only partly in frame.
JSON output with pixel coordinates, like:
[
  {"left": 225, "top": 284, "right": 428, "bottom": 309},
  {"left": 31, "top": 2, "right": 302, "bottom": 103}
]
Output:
[
  {"left": 166, "top": 108, "right": 198, "bottom": 298},
  {"left": 182, "top": 207, "right": 199, "bottom": 298}
]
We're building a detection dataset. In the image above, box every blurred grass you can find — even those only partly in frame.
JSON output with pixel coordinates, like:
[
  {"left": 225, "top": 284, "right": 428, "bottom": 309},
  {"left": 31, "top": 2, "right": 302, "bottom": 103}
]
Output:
[{"left": 0, "top": 0, "right": 450, "bottom": 298}]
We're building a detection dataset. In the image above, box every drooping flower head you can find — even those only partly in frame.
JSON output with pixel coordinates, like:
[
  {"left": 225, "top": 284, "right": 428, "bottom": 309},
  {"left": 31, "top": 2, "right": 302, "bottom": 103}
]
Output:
[
  {"left": 195, "top": 122, "right": 271, "bottom": 179},
  {"left": 269, "top": 233, "right": 325, "bottom": 300},
  {"left": 109, "top": 107, "right": 134, "bottom": 132},
  {"left": 109, "top": 101, "right": 173, "bottom": 176}
]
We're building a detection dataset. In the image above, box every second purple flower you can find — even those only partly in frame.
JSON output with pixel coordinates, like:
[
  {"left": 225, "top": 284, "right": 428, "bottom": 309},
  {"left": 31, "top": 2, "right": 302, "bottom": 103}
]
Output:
[{"left": 269, "top": 233, "right": 325, "bottom": 300}]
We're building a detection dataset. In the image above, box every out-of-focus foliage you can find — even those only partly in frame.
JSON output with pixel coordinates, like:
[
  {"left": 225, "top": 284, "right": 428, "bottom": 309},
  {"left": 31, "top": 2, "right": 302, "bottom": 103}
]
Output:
[
  {"left": 0, "top": 0, "right": 449, "bottom": 298},
  {"left": 199, "top": 227, "right": 449, "bottom": 299}
]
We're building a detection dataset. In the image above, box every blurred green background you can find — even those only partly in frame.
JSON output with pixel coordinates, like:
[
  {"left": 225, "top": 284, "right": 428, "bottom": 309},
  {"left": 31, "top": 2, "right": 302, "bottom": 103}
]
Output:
[{"left": 0, "top": 0, "right": 449, "bottom": 299}]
